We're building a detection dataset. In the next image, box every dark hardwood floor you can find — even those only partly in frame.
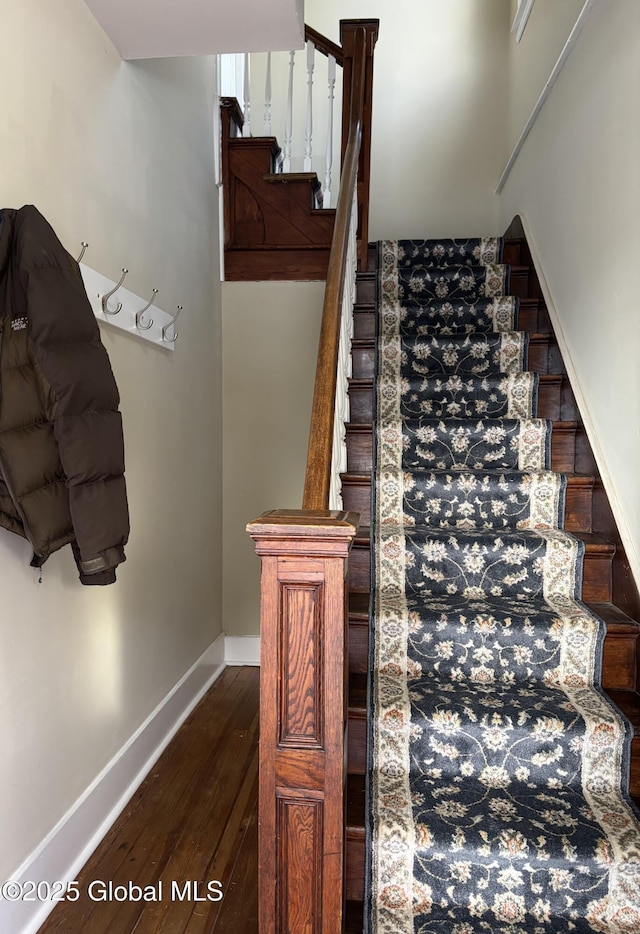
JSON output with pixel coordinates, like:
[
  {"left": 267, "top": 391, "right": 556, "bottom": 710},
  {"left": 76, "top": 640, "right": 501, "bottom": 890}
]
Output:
[{"left": 39, "top": 666, "right": 259, "bottom": 934}]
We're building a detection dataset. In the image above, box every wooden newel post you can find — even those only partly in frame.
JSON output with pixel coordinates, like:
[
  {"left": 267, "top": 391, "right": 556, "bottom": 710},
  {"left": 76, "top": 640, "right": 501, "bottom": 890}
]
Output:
[{"left": 246, "top": 509, "right": 358, "bottom": 934}]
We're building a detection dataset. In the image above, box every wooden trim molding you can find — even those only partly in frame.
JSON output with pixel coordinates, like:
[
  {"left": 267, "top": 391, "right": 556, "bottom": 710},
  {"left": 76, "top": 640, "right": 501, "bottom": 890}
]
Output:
[
  {"left": 496, "top": 0, "right": 600, "bottom": 193},
  {"left": 247, "top": 510, "right": 358, "bottom": 934}
]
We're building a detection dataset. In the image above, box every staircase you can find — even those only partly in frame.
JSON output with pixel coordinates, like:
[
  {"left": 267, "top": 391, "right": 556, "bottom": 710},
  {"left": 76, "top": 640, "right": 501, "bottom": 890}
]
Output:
[
  {"left": 240, "top": 18, "right": 640, "bottom": 930},
  {"left": 221, "top": 95, "right": 336, "bottom": 280},
  {"left": 340, "top": 234, "right": 640, "bottom": 930}
]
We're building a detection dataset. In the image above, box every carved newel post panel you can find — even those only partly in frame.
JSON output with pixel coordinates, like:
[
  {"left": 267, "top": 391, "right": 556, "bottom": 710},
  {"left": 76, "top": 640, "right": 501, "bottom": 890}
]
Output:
[{"left": 247, "top": 509, "right": 358, "bottom": 934}]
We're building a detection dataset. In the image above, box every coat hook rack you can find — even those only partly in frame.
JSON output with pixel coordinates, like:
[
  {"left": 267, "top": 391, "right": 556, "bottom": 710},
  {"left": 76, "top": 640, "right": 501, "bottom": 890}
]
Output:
[
  {"left": 135, "top": 288, "right": 158, "bottom": 330},
  {"left": 162, "top": 305, "right": 183, "bottom": 344},
  {"left": 101, "top": 268, "right": 129, "bottom": 316},
  {"left": 74, "top": 240, "right": 180, "bottom": 351}
]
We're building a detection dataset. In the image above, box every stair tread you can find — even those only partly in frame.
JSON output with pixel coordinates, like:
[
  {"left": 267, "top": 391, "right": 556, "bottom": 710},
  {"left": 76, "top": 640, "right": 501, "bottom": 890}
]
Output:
[
  {"left": 342, "top": 471, "right": 594, "bottom": 483},
  {"left": 349, "top": 373, "right": 563, "bottom": 386},
  {"left": 352, "top": 333, "right": 551, "bottom": 345},
  {"left": 353, "top": 525, "right": 614, "bottom": 549},
  {"left": 346, "top": 419, "right": 579, "bottom": 430},
  {"left": 604, "top": 690, "right": 640, "bottom": 730},
  {"left": 349, "top": 595, "right": 638, "bottom": 630},
  {"left": 590, "top": 602, "right": 640, "bottom": 631}
]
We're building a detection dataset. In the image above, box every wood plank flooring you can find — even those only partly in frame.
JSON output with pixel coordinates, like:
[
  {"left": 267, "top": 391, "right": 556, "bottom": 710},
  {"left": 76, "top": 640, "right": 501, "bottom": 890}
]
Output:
[{"left": 39, "top": 666, "right": 259, "bottom": 934}]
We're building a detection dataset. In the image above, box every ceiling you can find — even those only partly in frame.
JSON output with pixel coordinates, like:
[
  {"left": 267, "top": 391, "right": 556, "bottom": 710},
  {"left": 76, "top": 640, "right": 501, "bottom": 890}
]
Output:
[{"left": 84, "top": 0, "right": 305, "bottom": 60}]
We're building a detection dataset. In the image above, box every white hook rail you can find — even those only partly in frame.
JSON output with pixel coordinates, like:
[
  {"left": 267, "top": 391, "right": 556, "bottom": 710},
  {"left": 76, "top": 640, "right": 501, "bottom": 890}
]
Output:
[{"left": 79, "top": 264, "right": 178, "bottom": 351}]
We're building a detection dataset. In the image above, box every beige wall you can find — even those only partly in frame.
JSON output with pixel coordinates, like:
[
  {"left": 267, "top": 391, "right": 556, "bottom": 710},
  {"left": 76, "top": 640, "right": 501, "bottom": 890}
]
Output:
[
  {"left": 0, "top": 0, "right": 222, "bottom": 881},
  {"left": 507, "top": 0, "right": 585, "bottom": 151},
  {"left": 499, "top": 0, "right": 640, "bottom": 580},
  {"left": 303, "top": 0, "right": 510, "bottom": 239},
  {"left": 222, "top": 282, "right": 324, "bottom": 636}
]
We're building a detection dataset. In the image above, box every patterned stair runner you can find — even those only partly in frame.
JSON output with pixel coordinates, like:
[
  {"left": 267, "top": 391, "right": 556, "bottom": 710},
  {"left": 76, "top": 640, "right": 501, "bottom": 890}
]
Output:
[{"left": 368, "top": 238, "right": 640, "bottom": 933}]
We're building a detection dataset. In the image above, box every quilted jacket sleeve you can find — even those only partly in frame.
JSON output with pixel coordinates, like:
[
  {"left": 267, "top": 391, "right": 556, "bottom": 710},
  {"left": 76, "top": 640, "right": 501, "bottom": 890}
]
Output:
[{"left": 15, "top": 206, "right": 129, "bottom": 584}]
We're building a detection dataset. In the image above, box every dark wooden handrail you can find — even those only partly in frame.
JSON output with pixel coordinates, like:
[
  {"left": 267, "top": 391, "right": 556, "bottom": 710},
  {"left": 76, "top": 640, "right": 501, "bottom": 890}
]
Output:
[
  {"left": 304, "top": 24, "right": 344, "bottom": 66},
  {"left": 302, "top": 25, "right": 368, "bottom": 512}
]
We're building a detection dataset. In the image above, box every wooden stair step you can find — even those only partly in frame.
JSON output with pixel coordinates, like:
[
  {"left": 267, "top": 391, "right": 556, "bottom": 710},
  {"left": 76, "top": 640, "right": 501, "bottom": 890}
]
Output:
[
  {"left": 502, "top": 238, "right": 523, "bottom": 265},
  {"left": 595, "top": 603, "right": 640, "bottom": 691},
  {"left": 349, "top": 590, "right": 370, "bottom": 674},
  {"left": 344, "top": 681, "right": 640, "bottom": 906},
  {"left": 346, "top": 772, "right": 366, "bottom": 902},
  {"left": 341, "top": 472, "right": 594, "bottom": 532},
  {"left": 365, "top": 238, "right": 524, "bottom": 272},
  {"left": 351, "top": 334, "right": 554, "bottom": 380},
  {"left": 348, "top": 528, "right": 614, "bottom": 602},
  {"left": 356, "top": 273, "right": 376, "bottom": 304},
  {"left": 605, "top": 690, "right": 640, "bottom": 797},
  {"left": 348, "top": 374, "right": 565, "bottom": 423},
  {"left": 346, "top": 420, "right": 579, "bottom": 475},
  {"left": 348, "top": 596, "right": 640, "bottom": 691},
  {"left": 353, "top": 297, "right": 550, "bottom": 339},
  {"left": 509, "top": 265, "right": 531, "bottom": 299},
  {"left": 348, "top": 673, "right": 367, "bottom": 776}
]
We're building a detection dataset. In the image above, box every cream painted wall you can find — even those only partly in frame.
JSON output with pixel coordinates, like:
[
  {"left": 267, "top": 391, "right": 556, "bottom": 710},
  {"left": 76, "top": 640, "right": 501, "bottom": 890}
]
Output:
[
  {"left": 0, "top": 0, "right": 221, "bottom": 881},
  {"left": 225, "top": 3, "right": 514, "bottom": 639},
  {"left": 499, "top": 0, "right": 640, "bottom": 581},
  {"left": 300, "top": 0, "right": 511, "bottom": 238},
  {"left": 222, "top": 282, "right": 324, "bottom": 636},
  {"left": 507, "top": 0, "right": 584, "bottom": 151}
]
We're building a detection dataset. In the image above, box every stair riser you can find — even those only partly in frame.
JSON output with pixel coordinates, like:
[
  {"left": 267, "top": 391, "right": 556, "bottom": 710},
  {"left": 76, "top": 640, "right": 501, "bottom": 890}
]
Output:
[
  {"left": 510, "top": 268, "right": 530, "bottom": 298},
  {"left": 345, "top": 424, "right": 578, "bottom": 474},
  {"left": 351, "top": 338, "right": 551, "bottom": 380},
  {"left": 341, "top": 477, "right": 592, "bottom": 532},
  {"left": 348, "top": 714, "right": 366, "bottom": 776},
  {"left": 348, "top": 377, "right": 564, "bottom": 423},
  {"left": 348, "top": 541, "right": 612, "bottom": 602},
  {"left": 346, "top": 834, "right": 366, "bottom": 902},
  {"left": 603, "top": 635, "right": 639, "bottom": 691}
]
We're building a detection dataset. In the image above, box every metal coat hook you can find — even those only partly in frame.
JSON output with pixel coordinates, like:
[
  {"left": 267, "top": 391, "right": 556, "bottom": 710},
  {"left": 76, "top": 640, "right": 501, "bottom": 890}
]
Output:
[
  {"left": 162, "top": 305, "right": 183, "bottom": 344},
  {"left": 76, "top": 241, "right": 89, "bottom": 263},
  {"left": 135, "top": 288, "right": 158, "bottom": 330},
  {"left": 101, "top": 268, "right": 128, "bottom": 316}
]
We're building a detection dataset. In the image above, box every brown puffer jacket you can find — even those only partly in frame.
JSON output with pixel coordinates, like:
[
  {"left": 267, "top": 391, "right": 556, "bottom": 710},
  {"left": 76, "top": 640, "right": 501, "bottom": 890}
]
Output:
[{"left": 0, "top": 205, "right": 129, "bottom": 585}]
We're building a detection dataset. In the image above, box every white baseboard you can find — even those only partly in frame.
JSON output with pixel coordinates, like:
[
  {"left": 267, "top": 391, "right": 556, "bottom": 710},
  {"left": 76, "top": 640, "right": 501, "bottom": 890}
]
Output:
[
  {"left": 225, "top": 635, "right": 260, "bottom": 666},
  {"left": 2, "top": 633, "right": 226, "bottom": 934}
]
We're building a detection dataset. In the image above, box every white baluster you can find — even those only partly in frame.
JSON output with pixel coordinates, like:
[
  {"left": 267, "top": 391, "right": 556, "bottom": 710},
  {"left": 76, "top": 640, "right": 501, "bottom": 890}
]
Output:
[
  {"left": 323, "top": 55, "right": 337, "bottom": 208},
  {"left": 304, "top": 41, "right": 315, "bottom": 172},
  {"left": 243, "top": 52, "right": 251, "bottom": 138},
  {"left": 283, "top": 51, "right": 295, "bottom": 172},
  {"left": 263, "top": 52, "right": 272, "bottom": 136},
  {"left": 329, "top": 192, "right": 360, "bottom": 510}
]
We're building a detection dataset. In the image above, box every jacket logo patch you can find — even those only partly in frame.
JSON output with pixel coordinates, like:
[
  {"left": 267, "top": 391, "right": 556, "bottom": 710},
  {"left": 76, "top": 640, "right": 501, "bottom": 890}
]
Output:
[{"left": 11, "top": 316, "right": 28, "bottom": 332}]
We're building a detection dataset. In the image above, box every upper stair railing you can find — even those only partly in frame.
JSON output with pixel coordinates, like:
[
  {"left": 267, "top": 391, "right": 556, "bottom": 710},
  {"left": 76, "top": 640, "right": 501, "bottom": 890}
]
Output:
[
  {"left": 303, "top": 22, "right": 371, "bottom": 511},
  {"left": 247, "top": 19, "right": 378, "bottom": 934}
]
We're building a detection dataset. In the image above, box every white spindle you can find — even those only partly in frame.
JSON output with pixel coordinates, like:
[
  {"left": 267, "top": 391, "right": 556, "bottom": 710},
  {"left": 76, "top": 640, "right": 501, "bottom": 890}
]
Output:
[
  {"left": 263, "top": 52, "right": 272, "bottom": 136},
  {"left": 329, "top": 192, "right": 359, "bottom": 510},
  {"left": 304, "top": 41, "right": 315, "bottom": 172},
  {"left": 283, "top": 51, "right": 295, "bottom": 172},
  {"left": 323, "top": 55, "right": 337, "bottom": 208},
  {"left": 243, "top": 52, "right": 251, "bottom": 137}
]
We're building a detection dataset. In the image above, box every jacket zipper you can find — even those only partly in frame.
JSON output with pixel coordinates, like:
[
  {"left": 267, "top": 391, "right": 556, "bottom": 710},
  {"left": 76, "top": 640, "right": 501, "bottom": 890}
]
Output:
[{"left": 0, "top": 318, "right": 43, "bottom": 558}]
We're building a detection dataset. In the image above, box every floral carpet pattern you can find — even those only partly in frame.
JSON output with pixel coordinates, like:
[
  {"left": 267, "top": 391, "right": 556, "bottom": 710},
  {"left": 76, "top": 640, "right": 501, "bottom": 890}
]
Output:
[{"left": 368, "top": 238, "right": 640, "bottom": 933}]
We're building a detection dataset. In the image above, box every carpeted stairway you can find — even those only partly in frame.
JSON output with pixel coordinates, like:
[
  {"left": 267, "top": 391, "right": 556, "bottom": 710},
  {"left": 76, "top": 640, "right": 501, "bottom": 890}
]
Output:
[{"left": 367, "top": 238, "right": 640, "bottom": 933}]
